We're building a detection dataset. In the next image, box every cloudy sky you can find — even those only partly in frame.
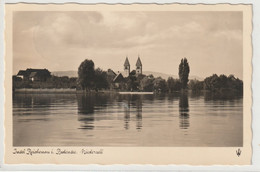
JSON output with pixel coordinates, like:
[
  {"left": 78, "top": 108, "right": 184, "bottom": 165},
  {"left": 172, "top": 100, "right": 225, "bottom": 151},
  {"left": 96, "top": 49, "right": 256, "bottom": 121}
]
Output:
[{"left": 13, "top": 11, "right": 243, "bottom": 79}]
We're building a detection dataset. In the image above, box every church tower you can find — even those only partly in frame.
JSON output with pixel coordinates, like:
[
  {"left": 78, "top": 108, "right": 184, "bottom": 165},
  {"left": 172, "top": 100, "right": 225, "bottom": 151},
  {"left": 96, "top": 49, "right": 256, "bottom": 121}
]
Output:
[
  {"left": 124, "top": 57, "right": 130, "bottom": 77},
  {"left": 136, "top": 55, "right": 142, "bottom": 75}
]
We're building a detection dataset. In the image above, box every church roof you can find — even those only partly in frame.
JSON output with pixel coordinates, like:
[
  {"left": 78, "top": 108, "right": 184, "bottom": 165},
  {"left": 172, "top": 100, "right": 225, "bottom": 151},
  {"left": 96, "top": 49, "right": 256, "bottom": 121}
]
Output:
[
  {"left": 124, "top": 57, "right": 130, "bottom": 67},
  {"left": 17, "top": 70, "right": 26, "bottom": 76},
  {"left": 136, "top": 57, "right": 142, "bottom": 67},
  {"left": 29, "top": 72, "right": 38, "bottom": 78},
  {"left": 17, "top": 68, "right": 51, "bottom": 77},
  {"left": 113, "top": 73, "right": 125, "bottom": 83},
  {"left": 107, "top": 69, "right": 116, "bottom": 77}
]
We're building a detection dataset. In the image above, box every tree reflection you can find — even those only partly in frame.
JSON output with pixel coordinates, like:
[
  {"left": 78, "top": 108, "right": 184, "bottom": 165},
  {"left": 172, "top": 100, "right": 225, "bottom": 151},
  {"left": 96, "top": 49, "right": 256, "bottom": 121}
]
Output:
[
  {"left": 13, "top": 94, "right": 53, "bottom": 110},
  {"left": 179, "top": 92, "right": 190, "bottom": 130},
  {"left": 13, "top": 94, "right": 54, "bottom": 117},
  {"left": 123, "top": 95, "right": 143, "bottom": 131},
  {"left": 77, "top": 94, "right": 95, "bottom": 130},
  {"left": 204, "top": 90, "right": 242, "bottom": 101},
  {"left": 135, "top": 95, "right": 143, "bottom": 131},
  {"left": 77, "top": 93, "right": 113, "bottom": 130},
  {"left": 167, "top": 92, "right": 180, "bottom": 103},
  {"left": 123, "top": 95, "right": 131, "bottom": 130}
]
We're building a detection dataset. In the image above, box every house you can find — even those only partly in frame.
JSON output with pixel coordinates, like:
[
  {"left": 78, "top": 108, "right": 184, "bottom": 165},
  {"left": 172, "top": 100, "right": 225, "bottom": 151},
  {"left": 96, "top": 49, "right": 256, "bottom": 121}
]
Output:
[
  {"left": 107, "top": 69, "right": 117, "bottom": 88},
  {"left": 17, "top": 70, "right": 26, "bottom": 79},
  {"left": 113, "top": 73, "right": 125, "bottom": 88},
  {"left": 16, "top": 68, "right": 51, "bottom": 81},
  {"left": 113, "top": 73, "right": 124, "bottom": 82},
  {"left": 107, "top": 69, "right": 116, "bottom": 78}
]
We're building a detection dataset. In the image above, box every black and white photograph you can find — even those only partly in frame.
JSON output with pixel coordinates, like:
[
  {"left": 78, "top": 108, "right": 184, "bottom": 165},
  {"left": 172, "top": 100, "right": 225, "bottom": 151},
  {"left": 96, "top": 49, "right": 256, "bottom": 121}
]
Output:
[
  {"left": 12, "top": 9, "right": 245, "bottom": 147},
  {"left": 3, "top": 3, "right": 254, "bottom": 165}
]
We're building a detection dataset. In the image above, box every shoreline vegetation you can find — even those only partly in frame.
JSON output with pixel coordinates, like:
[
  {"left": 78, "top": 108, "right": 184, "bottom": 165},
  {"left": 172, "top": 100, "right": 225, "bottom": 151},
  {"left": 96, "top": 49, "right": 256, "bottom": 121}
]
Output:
[
  {"left": 13, "top": 58, "right": 243, "bottom": 95},
  {"left": 13, "top": 87, "right": 242, "bottom": 94},
  {"left": 13, "top": 89, "right": 242, "bottom": 102}
]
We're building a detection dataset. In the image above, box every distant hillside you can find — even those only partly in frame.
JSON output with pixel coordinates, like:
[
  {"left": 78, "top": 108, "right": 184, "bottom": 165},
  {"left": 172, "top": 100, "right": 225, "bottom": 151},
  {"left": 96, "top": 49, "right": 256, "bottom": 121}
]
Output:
[
  {"left": 52, "top": 71, "right": 78, "bottom": 78},
  {"left": 143, "top": 71, "right": 203, "bottom": 81},
  {"left": 52, "top": 70, "right": 203, "bottom": 81},
  {"left": 143, "top": 71, "right": 176, "bottom": 80}
]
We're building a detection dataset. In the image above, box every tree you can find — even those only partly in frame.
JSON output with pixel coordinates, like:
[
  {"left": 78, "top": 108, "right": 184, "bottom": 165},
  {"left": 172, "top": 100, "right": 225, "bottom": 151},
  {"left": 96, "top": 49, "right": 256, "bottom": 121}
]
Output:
[
  {"left": 78, "top": 59, "right": 95, "bottom": 90},
  {"left": 126, "top": 75, "right": 138, "bottom": 91},
  {"left": 140, "top": 75, "right": 154, "bottom": 91},
  {"left": 188, "top": 79, "right": 203, "bottom": 91},
  {"left": 167, "top": 77, "right": 181, "bottom": 92},
  {"left": 95, "top": 68, "right": 109, "bottom": 90},
  {"left": 153, "top": 77, "right": 167, "bottom": 93},
  {"left": 204, "top": 74, "right": 220, "bottom": 90},
  {"left": 178, "top": 58, "right": 190, "bottom": 89},
  {"left": 203, "top": 74, "right": 243, "bottom": 92}
]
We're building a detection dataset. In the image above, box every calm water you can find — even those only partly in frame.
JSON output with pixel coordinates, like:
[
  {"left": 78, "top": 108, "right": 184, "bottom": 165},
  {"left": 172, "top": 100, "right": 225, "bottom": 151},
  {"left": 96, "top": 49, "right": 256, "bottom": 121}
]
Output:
[{"left": 13, "top": 92, "right": 243, "bottom": 147}]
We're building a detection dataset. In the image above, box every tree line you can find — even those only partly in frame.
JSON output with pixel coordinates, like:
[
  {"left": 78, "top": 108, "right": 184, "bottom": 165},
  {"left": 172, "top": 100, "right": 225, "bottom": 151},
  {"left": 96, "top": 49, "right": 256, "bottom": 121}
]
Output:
[
  {"left": 189, "top": 74, "right": 243, "bottom": 92},
  {"left": 77, "top": 59, "right": 183, "bottom": 92},
  {"left": 77, "top": 58, "right": 243, "bottom": 93},
  {"left": 12, "top": 58, "right": 243, "bottom": 93},
  {"left": 13, "top": 75, "right": 77, "bottom": 89}
]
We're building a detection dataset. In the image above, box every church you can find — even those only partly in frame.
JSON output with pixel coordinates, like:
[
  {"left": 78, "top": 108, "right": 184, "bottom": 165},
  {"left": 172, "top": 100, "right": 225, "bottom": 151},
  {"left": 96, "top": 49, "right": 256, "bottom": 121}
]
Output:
[
  {"left": 123, "top": 55, "right": 142, "bottom": 77},
  {"left": 108, "top": 55, "right": 143, "bottom": 88}
]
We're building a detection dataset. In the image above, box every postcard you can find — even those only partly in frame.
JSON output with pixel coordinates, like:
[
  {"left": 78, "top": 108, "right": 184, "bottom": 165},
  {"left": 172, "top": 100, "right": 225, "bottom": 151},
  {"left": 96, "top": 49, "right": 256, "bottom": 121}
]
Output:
[{"left": 4, "top": 3, "right": 252, "bottom": 165}]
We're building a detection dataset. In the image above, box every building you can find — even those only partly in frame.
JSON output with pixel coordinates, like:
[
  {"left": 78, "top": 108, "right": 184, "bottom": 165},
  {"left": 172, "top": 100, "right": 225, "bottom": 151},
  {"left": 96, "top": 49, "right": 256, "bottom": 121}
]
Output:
[
  {"left": 108, "top": 55, "right": 143, "bottom": 89},
  {"left": 107, "top": 69, "right": 117, "bottom": 79},
  {"left": 17, "top": 70, "right": 27, "bottom": 79},
  {"left": 124, "top": 57, "right": 130, "bottom": 77},
  {"left": 136, "top": 56, "right": 142, "bottom": 75},
  {"left": 123, "top": 55, "right": 143, "bottom": 77},
  {"left": 16, "top": 68, "right": 51, "bottom": 81},
  {"left": 113, "top": 73, "right": 125, "bottom": 88}
]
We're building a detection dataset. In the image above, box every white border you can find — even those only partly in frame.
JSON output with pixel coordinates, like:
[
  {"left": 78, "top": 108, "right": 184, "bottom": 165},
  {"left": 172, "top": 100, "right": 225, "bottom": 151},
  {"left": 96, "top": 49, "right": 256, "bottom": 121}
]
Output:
[{"left": 0, "top": 0, "right": 259, "bottom": 171}]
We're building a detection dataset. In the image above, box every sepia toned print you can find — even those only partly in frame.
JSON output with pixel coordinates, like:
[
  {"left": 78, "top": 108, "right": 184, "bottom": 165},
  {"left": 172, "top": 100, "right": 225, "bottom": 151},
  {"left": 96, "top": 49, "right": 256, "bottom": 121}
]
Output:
[{"left": 5, "top": 4, "right": 252, "bottom": 165}]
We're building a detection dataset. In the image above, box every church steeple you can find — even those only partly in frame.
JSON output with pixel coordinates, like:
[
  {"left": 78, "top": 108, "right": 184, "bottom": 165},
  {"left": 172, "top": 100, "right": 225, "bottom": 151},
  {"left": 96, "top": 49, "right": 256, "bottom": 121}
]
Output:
[
  {"left": 124, "top": 56, "right": 130, "bottom": 77},
  {"left": 124, "top": 57, "right": 130, "bottom": 67},
  {"left": 136, "top": 55, "right": 142, "bottom": 75}
]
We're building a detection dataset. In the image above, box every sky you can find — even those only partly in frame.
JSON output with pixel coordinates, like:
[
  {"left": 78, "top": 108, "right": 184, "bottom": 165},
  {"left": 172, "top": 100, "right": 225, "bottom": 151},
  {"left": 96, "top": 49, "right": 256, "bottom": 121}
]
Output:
[{"left": 13, "top": 11, "right": 243, "bottom": 79}]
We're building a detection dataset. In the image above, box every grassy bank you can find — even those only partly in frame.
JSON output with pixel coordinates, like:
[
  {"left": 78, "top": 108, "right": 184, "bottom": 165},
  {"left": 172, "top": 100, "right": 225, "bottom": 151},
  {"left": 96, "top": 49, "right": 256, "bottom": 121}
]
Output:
[
  {"left": 14, "top": 88, "right": 77, "bottom": 94},
  {"left": 14, "top": 88, "right": 120, "bottom": 94}
]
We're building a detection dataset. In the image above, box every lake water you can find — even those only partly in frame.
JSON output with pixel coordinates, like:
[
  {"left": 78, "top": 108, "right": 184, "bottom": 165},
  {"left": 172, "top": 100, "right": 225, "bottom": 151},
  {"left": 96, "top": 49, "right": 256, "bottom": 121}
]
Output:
[{"left": 13, "top": 91, "right": 243, "bottom": 147}]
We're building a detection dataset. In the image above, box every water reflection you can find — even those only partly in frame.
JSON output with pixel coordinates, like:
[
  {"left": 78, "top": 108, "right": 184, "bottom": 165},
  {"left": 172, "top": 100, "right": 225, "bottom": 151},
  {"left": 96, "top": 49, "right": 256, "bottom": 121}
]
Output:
[
  {"left": 190, "top": 91, "right": 203, "bottom": 99},
  {"left": 133, "top": 95, "right": 142, "bottom": 131},
  {"left": 76, "top": 94, "right": 143, "bottom": 131},
  {"left": 122, "top": 95, "right": 143, "bottom": 131},
  {"left": 13, "top": 94, "right": 53, "bottom": 122},
  {"left": 204, "top": 91, "right": 242, "bottom": 101},
  {"left": 166, "top": 92, "right": 180, "bottom": 104},
  {"left": 77, "top": 94, "right": 96, "bottom": 130},
  {"left": 13, "top": 94, "right": 52, "bottom": 112},
  {"left": 179, "top": 92, "right": 190, "bottom": 130},
  {"left": 13, "top": 92, "right": 243, "bottom": 147},
  {"left": 123, "top": 95, "right": 131, "bottom": 130}
]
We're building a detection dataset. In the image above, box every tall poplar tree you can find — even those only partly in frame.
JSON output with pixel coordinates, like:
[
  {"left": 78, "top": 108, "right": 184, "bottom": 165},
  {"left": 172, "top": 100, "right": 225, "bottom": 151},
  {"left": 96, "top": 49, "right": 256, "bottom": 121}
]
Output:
[{"left": 178, "top": 58, "right": 190, "bottom": 89}]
